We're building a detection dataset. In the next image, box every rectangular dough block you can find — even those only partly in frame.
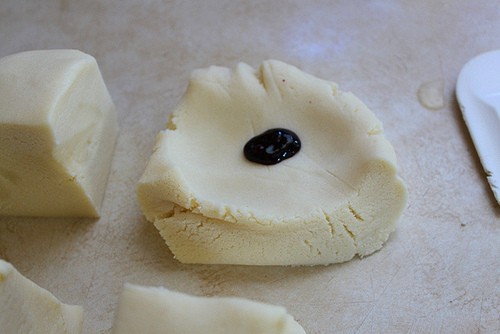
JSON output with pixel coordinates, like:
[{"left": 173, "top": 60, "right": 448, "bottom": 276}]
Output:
[{"left": 0, "top": 50, "right": 118, "bottom": 217}]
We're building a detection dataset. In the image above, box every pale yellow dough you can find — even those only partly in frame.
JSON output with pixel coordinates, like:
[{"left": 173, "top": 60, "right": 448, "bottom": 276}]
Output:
[
  {"left": 0, "top": 259, "right": 83, "bottom": 334},
  {"left": 138, "top": 60, "right": 407, "bottom": 265},
  {"left": 0, "top": 50, "right": 118, "bottom": 217},
  {"left": 112, "top": 284, "right": 305, "bottom": 334}
]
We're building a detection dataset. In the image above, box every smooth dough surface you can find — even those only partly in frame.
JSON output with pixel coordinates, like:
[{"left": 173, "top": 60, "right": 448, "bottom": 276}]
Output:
[
  {"left": 0, "top": 49, "right": 118, "bottom": 217},
  {"left": 138, "top": 60, "right": 407, "bottom": 265},
  {"left": 112, "top": 284, "right": 305, "bottom": 334},
  {"left": 0, "top": 259, "right": 83, "bottom": 334}
]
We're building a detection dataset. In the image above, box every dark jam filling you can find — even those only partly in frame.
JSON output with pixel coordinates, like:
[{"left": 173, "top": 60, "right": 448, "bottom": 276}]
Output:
[{"left": 243, "top": 128, "right": 301, "bottom": 165}]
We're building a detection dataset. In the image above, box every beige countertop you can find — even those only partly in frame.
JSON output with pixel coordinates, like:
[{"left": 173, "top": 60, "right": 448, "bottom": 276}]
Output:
[{"left": 1, "top": 1, "right": 499, "bottom": 333}]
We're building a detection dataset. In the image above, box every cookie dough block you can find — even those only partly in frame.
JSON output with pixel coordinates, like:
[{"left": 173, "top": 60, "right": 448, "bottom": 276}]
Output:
[
  {"left": 0, "top": 50, "right": 118, "bottom": 217},
  {"left": 112, "top": 284, "right": 305, "bottom": 334},
  {"left": 138, "top": 60, "right": 407, "bottom": 265},
  {"left": 0, "top": 259, "right": 83, "bottom": 334}
]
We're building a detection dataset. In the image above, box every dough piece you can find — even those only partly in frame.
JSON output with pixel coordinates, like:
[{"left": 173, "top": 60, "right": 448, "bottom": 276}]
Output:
[
  {"left": 138, "top": 60, "right": 407, "bottom": 265},
  {"left": 0, "top": 50, "right": 118, "bottom": 217},
  {"left": 0, "top": 259, "right": 83, "bottom": 334},
  {"left": 112, "top": 284, "right": 305, "bottom": 334}
]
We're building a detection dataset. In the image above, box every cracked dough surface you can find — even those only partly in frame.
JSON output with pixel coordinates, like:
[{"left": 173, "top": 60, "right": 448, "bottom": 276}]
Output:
[{"left": 138, "top": 60, "right": 407, "bottom": 265}]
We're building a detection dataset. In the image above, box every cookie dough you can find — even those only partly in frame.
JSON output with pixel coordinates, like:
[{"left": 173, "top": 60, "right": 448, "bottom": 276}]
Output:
[
  {"left": 112, "top": 284, "right": 305, "bottom": 334},
  {"left": 138, "top": 60, "right": 407, "bottom": 265},
  {"left": 0, "top": 50, "right": 118, "bottom": 217},
  {"left": 0, "top": 259, "right": 83, "bottom": 334}
]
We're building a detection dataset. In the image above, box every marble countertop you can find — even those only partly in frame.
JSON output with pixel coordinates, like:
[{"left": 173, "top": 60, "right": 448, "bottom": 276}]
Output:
[{"left": 1, "top": 1, "right": 499, "bottom": 333}]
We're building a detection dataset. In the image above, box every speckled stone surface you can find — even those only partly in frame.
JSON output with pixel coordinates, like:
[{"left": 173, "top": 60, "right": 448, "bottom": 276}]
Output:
[{"left": 0, "top": 1, "right": 499, "bottom": 333}]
